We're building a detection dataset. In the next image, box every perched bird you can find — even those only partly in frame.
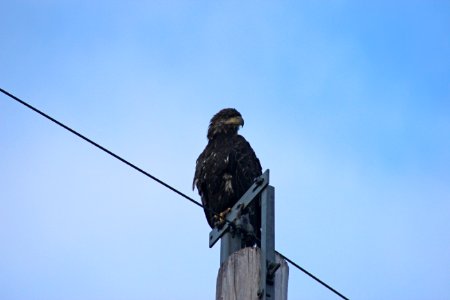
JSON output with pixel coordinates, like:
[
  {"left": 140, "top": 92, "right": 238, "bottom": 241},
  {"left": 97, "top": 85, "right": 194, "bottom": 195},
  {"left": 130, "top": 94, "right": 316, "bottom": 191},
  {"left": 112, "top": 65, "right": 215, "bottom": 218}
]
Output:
[{"left": 193, "top": 108, "right": 262, "bottom": 245}]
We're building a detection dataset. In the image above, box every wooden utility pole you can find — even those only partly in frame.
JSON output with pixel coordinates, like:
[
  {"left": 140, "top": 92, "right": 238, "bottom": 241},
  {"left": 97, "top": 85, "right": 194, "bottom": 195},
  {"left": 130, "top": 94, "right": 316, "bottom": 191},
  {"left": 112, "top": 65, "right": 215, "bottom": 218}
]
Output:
[
  {"left": 209, "top": 170, "right": 289, "bottom": 300},
  {"left": 216, "top": 247, "right": 289, "bottom": 300}
]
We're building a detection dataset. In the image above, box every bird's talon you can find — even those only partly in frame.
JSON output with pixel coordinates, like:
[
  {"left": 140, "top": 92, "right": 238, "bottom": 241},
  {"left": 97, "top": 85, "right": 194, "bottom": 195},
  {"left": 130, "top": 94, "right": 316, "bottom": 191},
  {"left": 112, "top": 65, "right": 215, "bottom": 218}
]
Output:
[{"left": 214, "top": 207, "right": 232, "bottom": 228}]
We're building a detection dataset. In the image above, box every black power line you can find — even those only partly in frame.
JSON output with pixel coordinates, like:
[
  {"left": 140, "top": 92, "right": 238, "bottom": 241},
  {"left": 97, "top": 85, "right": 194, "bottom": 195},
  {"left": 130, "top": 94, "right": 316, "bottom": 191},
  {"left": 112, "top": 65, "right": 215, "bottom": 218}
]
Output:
[
  {"left": 277, "top": 251, "right": 350, "bottom": 300},
  {"left": 0, "top": 88, "right": 203, "bottom": 209},
  {"left": 1, "top": 87, "right": 350, "bottom": 300}
]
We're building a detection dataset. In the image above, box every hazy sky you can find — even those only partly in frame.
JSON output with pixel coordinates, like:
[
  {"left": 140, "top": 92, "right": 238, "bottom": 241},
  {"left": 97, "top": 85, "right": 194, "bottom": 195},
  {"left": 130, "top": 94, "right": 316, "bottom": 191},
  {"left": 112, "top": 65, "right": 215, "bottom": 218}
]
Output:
[{"left": 1, "top": 1, "right": 449, "bottom": 299}]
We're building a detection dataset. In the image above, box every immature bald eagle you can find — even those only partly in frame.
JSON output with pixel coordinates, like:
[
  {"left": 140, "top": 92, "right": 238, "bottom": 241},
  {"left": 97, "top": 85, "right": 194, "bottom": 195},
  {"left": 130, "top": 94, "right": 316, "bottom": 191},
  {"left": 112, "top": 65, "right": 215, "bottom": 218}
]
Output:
[{"left": 193, "top": 108, "right": 262, "bottom": 244}]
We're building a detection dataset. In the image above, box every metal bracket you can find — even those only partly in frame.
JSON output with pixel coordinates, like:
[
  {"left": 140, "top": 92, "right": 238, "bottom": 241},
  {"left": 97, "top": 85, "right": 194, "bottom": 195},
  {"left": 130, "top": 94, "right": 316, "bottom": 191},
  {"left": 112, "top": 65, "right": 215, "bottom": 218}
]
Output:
[
  {"left": 259, "top": 185, "right": 278, "bottom": 300},
  {"left": 209, "top": 169, "right": 270, "bottom": 248},
  {"left": 209, "top": 169, "right": 279, "bottom": 299}
]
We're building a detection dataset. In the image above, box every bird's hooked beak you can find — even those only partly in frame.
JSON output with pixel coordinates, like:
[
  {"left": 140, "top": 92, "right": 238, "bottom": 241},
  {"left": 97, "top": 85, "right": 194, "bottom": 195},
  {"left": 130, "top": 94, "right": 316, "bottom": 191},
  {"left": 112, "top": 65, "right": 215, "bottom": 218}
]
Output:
[{"left": 224, "top": 116, "right": 244, "bottom": 127}]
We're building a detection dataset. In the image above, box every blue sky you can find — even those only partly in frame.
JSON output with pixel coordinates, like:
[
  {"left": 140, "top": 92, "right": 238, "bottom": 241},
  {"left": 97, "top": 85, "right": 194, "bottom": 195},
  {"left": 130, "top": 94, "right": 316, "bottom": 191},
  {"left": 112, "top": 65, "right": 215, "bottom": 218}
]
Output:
[{"left": 1, "top": 1, "right": 449, "bottom": 299}]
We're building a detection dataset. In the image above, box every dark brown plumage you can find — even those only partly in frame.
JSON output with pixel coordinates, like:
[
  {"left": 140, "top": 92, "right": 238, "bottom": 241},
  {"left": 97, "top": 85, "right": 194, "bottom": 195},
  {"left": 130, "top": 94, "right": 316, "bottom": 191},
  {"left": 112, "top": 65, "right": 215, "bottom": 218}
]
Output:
[{"left": 193, "top": 108, "right": 262, "bottom": 244}]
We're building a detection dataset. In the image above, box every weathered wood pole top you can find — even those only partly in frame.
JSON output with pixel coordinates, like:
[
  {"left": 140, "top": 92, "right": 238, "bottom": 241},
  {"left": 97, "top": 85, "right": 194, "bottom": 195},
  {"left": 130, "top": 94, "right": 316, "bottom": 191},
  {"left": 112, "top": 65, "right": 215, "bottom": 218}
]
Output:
[{"left": 216, "top": 247, "right": 289, "bottom": 300}]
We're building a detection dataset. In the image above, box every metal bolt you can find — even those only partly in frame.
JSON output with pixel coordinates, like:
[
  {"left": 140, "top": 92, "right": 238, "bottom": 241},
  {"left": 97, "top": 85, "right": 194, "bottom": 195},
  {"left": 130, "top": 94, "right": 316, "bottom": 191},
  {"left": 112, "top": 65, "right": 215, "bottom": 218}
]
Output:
[{"left": 257, "top": 288, "right": 264, "bottom": 298}]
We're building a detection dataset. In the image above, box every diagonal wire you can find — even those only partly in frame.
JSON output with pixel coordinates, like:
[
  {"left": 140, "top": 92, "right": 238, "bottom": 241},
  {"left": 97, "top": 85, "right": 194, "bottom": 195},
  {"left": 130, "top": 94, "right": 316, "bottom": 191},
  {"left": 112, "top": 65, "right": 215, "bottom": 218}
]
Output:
[
  {"left": 1, "top": 87, "right": 349, "bottom": 300},
  {"left": 0, "top": 87, "right": 203, "bottom": 209},
  {"left": 276, "top": 251, "right": 350, "bottom": 300},
  {"left": 252, "top": 231, "right": 349, "bottom": 300}
]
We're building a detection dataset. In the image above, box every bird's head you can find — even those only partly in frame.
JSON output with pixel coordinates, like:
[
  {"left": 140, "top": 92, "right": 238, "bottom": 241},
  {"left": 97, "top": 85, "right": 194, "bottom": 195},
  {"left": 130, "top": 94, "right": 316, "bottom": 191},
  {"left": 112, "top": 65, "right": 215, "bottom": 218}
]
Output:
[{"left": 207, "top": 108, "right": 244, "bottom": 140}]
